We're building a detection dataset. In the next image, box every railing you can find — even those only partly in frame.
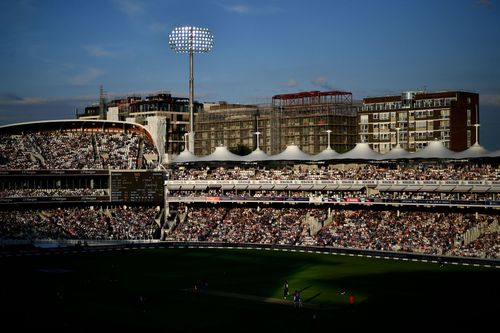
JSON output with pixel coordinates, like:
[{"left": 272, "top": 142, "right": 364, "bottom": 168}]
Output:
[
  {"left": 2, "top": 239, "right": 497, "bottom": 268},
  {"left": 165, "top": 195, "right": 500, "bottom": 208}
]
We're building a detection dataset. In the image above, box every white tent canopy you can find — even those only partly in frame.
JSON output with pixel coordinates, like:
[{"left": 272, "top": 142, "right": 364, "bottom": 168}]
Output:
[
  {"left": 313, "top": 147, "right": 339, "bottom": 161},
  {"left": 410, "top": 140, "right": 456, "bottom": 159},
  {"left": 172, "top": 149, "right": 199, "bottom": 163},
  {"left": 241, "top": 148, "right": 270, "bottom": 162},
  {"left": 377, "top": 144, "right": 410, "bottom": 160},
  {"left": 171, "top": 142, "right": 498, "bottom": 164},
  {"left": 487, "top": 149, "right": 500, "bottom": 158},
  {"left": 337, "top": 143, "right": 380, "bottom": 160},
  {"left": 269, "top": 144, "right": 312, "bottom": 161},
  {"left": 198, "top": 145, "right": 244, "bottom": 162},
  {"left": 454, "top": 143, "right": 490, "bottom": 159}
]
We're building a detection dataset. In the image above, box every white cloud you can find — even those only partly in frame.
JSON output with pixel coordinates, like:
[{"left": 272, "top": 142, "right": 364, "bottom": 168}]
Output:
[
  {"left": 481, "top": 93, "right": 500, "bottom": 107},
  {"left": 218, "top": 2, "right": 281, "bottom": 15},
  {"left": 0, "top": 94, "right": 98, "bottom": 106},
  {"left": 0, "top": 94, "right": 47, "bottom": 105},
  {"left": 84, "top": 45, "right": 115, "bottom": 58},
  {"left": 149, "top": 22, "right": 169, "bottom": 35},
  {"left": 226, "top": 4, "right": 250, "bottom": 14},
  {"left": 69, "top": 68, "right": 104, "bottom": 86},
  {"left": 311, "top": 76, "right": 336, "bottom": 90},
  {"left": 111, "top": 0, "right": 144, "bottom": 17},
  {"left": 0, "top": 94, "right": 99, "bottom": 126},
  {"left": 286, "top": 79, "right": 298, "bottom": 87}
]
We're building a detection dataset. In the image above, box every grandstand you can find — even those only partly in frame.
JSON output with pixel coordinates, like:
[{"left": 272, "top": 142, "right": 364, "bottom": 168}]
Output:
[{"left": 0, "top": 119, "right": 498, "bottom": 263}]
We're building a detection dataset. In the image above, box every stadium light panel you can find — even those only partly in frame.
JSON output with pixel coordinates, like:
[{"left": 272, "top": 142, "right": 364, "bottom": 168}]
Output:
[{"left": 169, "top": 26, "right": 214, "bottom": 53}]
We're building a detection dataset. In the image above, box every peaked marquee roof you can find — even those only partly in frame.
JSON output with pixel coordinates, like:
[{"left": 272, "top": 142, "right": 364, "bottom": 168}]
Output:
[
  {"left": 171, "top": 141, "right": 497, "bottom": 164},
  {"left": 410, "top": 140, "right": 456, "bottom": 159},
  {"left": 376, "top": 144, "right": 410, "bottom": 160},
  {"left": 338, "top": 143, "right": 380, "bottom": 160},
  {"left": 313, "top": 147, "right": 339, "bottom": 161},
  {"left": 269, "top": 144, "right": 312, "bottom": 161},
  {"left": 197, "top": 145, "right": 243, "bottom": 162},
  {"left": 454, "top": 143, "right": 490, "bottom": 159},
  {"left": 241, "top": 148, "right": 269, "bottom": 162}
]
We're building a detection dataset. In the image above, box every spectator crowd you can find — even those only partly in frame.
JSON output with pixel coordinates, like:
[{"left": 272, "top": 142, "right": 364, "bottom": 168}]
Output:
[
  {"left": 165, "top": 206, "right": 499, "bottom": 259},
  {"left": 0, "top": 206, "right": 158, "bottom": 240},
  {"left": 0, "top": 131, "right": 158, "bottom": 170},
  {"left": 170, "top": 164, "right": 499, "bottom": 181}
]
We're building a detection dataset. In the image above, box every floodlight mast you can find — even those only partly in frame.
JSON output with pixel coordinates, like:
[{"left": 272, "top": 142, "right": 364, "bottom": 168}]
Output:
[
  {"left": 254, "top": 131, "right": 261, "bottom": 150},
  {"left": 183, "top": 132, "right": 189, "bottom": 151},
  {"left": 473, "top": 124, "right": 480, "bottom": 145},
  {"left": 325, "top": 130, "right": 332, "bottom": 149},
  {"left": 169, "top": 26, "right": 214, "bottom": 154},
  {"left": 395, "top": 127, "right": 400, "bottom": 146}
]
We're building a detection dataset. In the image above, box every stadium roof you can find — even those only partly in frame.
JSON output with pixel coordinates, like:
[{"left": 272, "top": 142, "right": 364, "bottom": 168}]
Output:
[
  {"left": 172, "top": 149, "right": 198, "bottom": 163},
  {"left": 198, "top": 145, "right": 243, "bottom": 162},
  {"left": 241, "top": 148, "right": 269, "bottom": 162},
  {"left": 313, "top": 147, "right": 339, "bottom": 161},
  {"left": 454, "top": 143, "right": 489, "bottom": 159},
  {"left": 487, "top": 149, "right": 500, "bottom": 158},
  {"left": 337, "top": 143, "right": 380, "bottom": 160},
  {"left": 170, "top": 142, "right": 496, "bottom": 164},
  {"left": 377, "top": 144, "right": 410, "bottom": 160},
  {"left": 269, "top": 144, "right": 312, "bottom": 161},
  {"left": 410, "top": 140, "right": 455, "bottom": 159}
]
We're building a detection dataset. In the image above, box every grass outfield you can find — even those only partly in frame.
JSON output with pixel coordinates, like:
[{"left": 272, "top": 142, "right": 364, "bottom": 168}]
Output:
[{"left": 1, "top": 247, "right": 498, "bottom": 332}]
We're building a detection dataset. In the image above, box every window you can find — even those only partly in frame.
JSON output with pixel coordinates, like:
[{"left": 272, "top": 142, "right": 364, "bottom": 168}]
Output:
[
  {"left": 416, "top": 120, "right": 426, "bottom": 128},
  {"left": 379, "top": 112, "right": 390, "bottom": 120}
]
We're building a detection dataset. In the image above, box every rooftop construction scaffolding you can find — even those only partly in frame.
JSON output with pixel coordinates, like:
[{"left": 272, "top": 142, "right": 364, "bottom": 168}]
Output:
[
  {"left": 270, "top": 90, "right": 357, "bottom": 154},
  {"left": 195, "top": 90, "right": 357, "bottom": 156}
]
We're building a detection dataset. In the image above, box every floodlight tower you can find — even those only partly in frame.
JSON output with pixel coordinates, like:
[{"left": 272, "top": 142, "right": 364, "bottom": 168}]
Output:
[{"left": 169, "top": 26, "right": 214, "bottom": 153}]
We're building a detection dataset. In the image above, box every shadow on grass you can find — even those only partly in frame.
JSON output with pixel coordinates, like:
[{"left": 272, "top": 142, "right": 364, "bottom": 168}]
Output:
[
  {"left": 304, "top": 292, "right": 321, "bottom": 303},
  {"left": 299, "top": 285, "right": 312, "bottom": 292}
]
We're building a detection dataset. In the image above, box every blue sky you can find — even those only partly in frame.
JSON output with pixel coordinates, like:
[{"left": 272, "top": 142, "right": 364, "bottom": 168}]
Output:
[{"left": 1, "top": 0, "right": 499, "bottom": 149}]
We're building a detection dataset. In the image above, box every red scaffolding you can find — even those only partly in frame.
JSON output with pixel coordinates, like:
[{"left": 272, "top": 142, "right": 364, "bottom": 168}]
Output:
[{"left": 272, "top": 90, "right": 352, "bottom": 107}]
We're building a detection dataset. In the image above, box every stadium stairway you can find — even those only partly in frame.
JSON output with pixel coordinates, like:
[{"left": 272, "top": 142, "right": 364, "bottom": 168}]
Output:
[
  {"left": 304, "top": 213, "right": 323, "bottom": 236},
  {"left": 161, "top": 210, "right": 182, "bottom": 239},
  {"left": 447, "top": 216, "right": 499, "bottom": 256},
  {"left": 136, "top": 136, "right": 145, "bottom": 169},
  {"left": 462, "top": 220, "right": 489, "bottom": 246},
  {"left": 91, "top": 134, "right": 101, "bottom": 165},
  {"left": 25, "top": 134, "right": 46, "bottom": 167}
]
